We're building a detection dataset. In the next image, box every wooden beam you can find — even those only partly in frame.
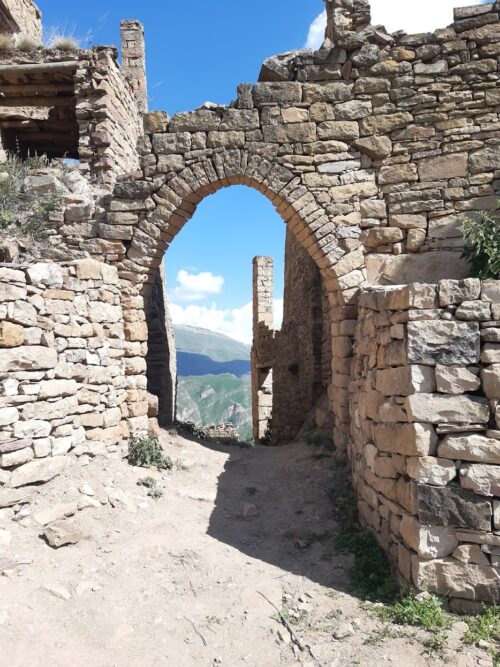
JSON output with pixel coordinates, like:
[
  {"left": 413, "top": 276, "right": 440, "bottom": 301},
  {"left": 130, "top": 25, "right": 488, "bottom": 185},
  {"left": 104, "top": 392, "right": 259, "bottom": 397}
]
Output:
[
  {"left": 0, "top": 62, "right": 78, "bottom": 75},
  {"left": 0, "top": 84, "right": 75, "bottom": 95}
]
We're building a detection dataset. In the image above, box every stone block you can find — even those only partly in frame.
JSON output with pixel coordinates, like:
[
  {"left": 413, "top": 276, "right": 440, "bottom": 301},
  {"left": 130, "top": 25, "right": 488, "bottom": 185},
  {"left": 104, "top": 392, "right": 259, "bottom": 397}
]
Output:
[
  {"left": 452, "top": 545, "right": 490, "bottom": 566},
  {"left": 9, "top": 456, "right": 68, "bottom": 488},
  {"left": 22, "top": 396, "right": 79, "bottom": 421},
  {"left": 375, "top": 365, "right": 435, "bottom": 396},
  {"left": 26, "top": 263, "right": 64, "bottom": 289},
  {"left": 481, "top": 365, "right": 500, "bottom": 399},
  {"left": 407, "top": 321, "right": 480, "bottom": 366},
  {"left": 417, "top": 484, "right": 492, "bottom": 530},
  {"left": 481, "top": 344, "right": 500, "bottom": 364},
  {"left": 482, "top": 280, "right": 500, "bottom": 304},
  {"left": 252, "top": 82, "right": 302, "bottom": 105},
  {"left": 439, "top": 434, "right": 500, "bottom": 465},
  {"left": 352, "top": 135, "right": 392, "bottom": 160},
  {"left": 262, "top": 122, "right": 317, "bottom": 143},
  {"left": 418, "top": 153, "right": 468, "bottom": 181},
  {"left": 0, "top": 407, "right": 19, "bottom": 426},
  {"left": 0, "top": 322, "right": 24, "bottom": 347},
  {"left": 460, "top": 463, "right": 500, "bottom": 497},
  {"left": 435, "top": 365, "right": 480, "bottom": 394},
  {"left": 405, "top": 394, "right": 489, "bottom": 424},
  {"left": 494, "top": 501, "right": 500, "bottom": 530},
  {"left": 412, "top": 558, "right": 500, "bottom": 602},
  {"left": 400, "top": 515, "right": 458, "bottom": 559},
  {"left": 406, "top": 456, "right": 457, "bottom": 486},
  {"left": 439, "top": 278, "right": 481, "bottom": 306},
  {"left": 373, "top": 423, "right": 437, "bottom": 456}
]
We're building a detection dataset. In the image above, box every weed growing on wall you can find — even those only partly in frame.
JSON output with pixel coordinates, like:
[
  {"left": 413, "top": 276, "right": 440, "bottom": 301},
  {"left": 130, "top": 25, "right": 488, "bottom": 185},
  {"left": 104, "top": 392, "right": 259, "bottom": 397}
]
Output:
[
  {"left": 461, "top": 203, "right": 500, "bottom": 279},
  {"left": 0, "top": 153, "right": 62, "bottom": 239}
]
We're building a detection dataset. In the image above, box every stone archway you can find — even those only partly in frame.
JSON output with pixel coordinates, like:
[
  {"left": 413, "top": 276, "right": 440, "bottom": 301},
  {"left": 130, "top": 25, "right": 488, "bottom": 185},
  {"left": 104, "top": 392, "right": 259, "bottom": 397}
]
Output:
[{"left": 109, "top": 150, "right": 349, "bottom": 446}]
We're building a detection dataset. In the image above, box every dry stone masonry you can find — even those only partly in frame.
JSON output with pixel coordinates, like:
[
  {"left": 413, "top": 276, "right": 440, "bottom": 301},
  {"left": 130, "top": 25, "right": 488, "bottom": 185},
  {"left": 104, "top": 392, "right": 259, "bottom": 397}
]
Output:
[
  {"left": 0, "top": 0, "right": 499, "bottom": 605},
  {"left": 351, "top": 279, "right": 500, "bottom": 605}
]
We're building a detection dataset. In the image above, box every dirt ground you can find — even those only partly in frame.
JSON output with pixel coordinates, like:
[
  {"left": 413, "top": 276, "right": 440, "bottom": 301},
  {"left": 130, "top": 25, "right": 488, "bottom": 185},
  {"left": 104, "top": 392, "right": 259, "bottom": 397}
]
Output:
[{"left": 0, "top": 431, "right": 495, "bottom": 666}]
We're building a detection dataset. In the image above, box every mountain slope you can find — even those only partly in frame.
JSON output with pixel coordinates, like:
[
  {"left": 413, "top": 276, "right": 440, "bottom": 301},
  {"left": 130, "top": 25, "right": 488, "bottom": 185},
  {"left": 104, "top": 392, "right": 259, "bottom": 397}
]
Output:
[
  {"left": 174, "top": 325, "right": 252, "bottom": 442},
  {"left": 175, "top": 325, "right": 251, "bottom": 363}
]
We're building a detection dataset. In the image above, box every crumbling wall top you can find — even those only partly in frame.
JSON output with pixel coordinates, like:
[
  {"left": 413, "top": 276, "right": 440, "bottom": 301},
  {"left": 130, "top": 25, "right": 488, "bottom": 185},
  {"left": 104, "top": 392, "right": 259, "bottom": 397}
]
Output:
[{"left": 0, "top": 0, "right": 42, "bottom": 42}]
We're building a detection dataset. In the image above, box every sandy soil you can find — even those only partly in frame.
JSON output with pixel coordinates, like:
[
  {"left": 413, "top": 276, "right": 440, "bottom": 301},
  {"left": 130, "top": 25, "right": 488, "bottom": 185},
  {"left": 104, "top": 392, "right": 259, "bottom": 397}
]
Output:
[{"left": 0, "top": 431, "right": 494, "bottom": 666}]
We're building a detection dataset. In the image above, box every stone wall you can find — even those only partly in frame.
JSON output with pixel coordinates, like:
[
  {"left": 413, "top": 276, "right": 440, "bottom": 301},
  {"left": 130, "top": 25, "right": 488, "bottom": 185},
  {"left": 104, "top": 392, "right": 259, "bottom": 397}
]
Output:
[
  {"left": 350, "top": 278, "right": 500, "bottom": 605},
  {"left": 76, "top": 48, "right": 142, "bottom": 187},
  {"left": 252, "top": 232, "right": 332, "bottom": 444},
  {"left": 0, "top": 260, "right": 131, "bottom": 494},
  {"left": 0, "top": 0, "right": 41, "bottom": 42}
]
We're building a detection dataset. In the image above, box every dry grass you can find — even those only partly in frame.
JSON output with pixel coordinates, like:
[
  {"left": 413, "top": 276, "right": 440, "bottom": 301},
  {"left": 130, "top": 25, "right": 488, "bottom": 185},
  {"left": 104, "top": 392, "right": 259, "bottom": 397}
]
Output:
[
  {"left": 0, "top": 33, "right": 14, "bottom": 51},
  {"left": 48, "top": 36, "right": 79, "bottom": 51},
  {"left": 16, "top": 36, "right": 41, "bottom": 50}
]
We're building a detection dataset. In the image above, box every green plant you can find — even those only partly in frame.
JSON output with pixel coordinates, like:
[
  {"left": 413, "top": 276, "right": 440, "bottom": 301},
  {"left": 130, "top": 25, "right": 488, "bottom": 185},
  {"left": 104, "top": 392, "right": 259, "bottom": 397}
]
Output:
[
  {"left": 137, "top": 476, "right": 157, "bottom": 489},
  {"left": 147, "top": 487, "right": 164, "bottom": 500},
  {"left": 464, "top": 605, "right": 500, "bottom": 665},
  {"left": 377, "top": 592, "right": 451, "bottom": 631},
  {"left": 333, "top": 494, "right": 395, "bottom": 602},
  {"left": 461, "top": 204, "right": 500, "bottom": 279},
  {"left": 128, "top": 434, "right": 173, "bottom": 471},
  {"left": 0, "top": 153, "right": 62, "bottom": 239}
]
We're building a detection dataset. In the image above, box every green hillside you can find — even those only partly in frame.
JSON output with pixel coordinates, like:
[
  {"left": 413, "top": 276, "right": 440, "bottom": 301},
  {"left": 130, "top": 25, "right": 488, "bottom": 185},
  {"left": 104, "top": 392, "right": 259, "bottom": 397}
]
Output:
[
  {"left": 174, "top": 325, "right": 252, "bottom": 443},
  {"left": 176, "top": 373, "right": 252, "bottom": 442},
  {"left": 175, "top": 325, "right": 251, "bottom": 363}
]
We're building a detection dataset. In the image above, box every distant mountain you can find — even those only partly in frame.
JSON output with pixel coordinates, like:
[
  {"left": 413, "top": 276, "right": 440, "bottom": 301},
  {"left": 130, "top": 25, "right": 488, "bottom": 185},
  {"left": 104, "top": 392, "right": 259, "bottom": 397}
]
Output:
[
  {"left": 174, "top": 325, "right": 252, "bottom": 442},
  {"left": 175, "top": 325, "right": 251, "bottom": 363}
]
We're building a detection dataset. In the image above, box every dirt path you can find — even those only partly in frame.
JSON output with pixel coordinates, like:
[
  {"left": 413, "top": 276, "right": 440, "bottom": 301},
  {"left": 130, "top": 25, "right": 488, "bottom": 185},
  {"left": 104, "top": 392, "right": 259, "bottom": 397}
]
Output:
[{"left": 0, "top": 431, "right": 493, "bottom": 666}]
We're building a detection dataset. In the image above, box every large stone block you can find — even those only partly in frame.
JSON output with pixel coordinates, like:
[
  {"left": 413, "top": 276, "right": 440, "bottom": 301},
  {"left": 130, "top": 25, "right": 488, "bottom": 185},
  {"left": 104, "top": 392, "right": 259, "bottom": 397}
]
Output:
[
  {"left": 0, "top": 322, "right": 24, "bottom": 348},
  {"left": 262, "top": 122, "right": 317, "bottom": 143},
  {"left": 438, "top": 434, "right": 500, "bottom": 465},
  {"left": 9, "top": 456, "right": 68, "bottom": 488},
  {"left": 406, "top": 456, "right": 457, "bottom": 486},
  {"left": 400, "top": 515, "right": 458, "bottom": 559},
  {"left": 252, "top": 82, "right": 302, "bottom": 106},
  {"left": 439, "top": 278, "right": 481, "bottom": 306},
  {"left": 417, "top": 484, "right": 492, "bottom": 530},
  {"left": 413, "top": 558, "right": 500, "bottom": 602},
  {"left": 405, "top": 394, "right": 489, "bottom": 424},
  {"left": 22, "top": 396, "right": 79, "bottom": 421},
  {"left": 373, "top": 423, "right": 437, "bottom": 456},
  {"left": 482, "top": 365, "right": 500, "bottom": 399},
  {"left": 418, "top": 153, "right": 468, "bottom": 181},
  {"left": 0, "top": 346, "right": 57, "bottom": 372},
  {"left": 435, "top": 365, "right": 480, "bottom": 394},
  {"left": 407, "top": 321, "right": 480, "bottom": 366},
  {"left": 375, "top": 365, "right": 435, "bottom": 397},
  {"left": 460, "top": 463, "right": 500, "bottom": 497}
]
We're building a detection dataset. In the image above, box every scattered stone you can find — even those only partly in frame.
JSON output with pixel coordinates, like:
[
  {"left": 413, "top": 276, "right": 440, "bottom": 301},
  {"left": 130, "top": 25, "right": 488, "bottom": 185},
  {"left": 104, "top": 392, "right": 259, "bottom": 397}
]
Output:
[
  {"left": 242, "top": 503, "right": 259, "bottom": 518},
  {"left": 43, "top": 520, "right": 84, "bottom": 548},
  {"left": 108, "top": 489, "right": 137, "bottom": 513},
  {"left": 42, "top": 584, "right": 72, "bottom": 601},
  {"left": 34, "top": 502, "right": 78, "bottom": 526}
]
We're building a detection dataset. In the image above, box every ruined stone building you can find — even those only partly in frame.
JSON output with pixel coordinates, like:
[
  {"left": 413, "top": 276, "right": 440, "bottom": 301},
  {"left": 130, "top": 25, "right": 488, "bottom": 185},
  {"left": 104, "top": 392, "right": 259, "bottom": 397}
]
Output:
[{"left": 0, "top": 0, "right": 499, "bottom": 606}]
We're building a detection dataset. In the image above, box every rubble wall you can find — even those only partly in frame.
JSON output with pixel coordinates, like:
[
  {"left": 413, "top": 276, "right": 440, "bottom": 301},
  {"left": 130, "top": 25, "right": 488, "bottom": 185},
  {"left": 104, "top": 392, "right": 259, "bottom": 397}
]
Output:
[
  {"left": 0, "top": 0, "right": 41, "bottom": 41},
  {"left": 351, "top": 279, "right": 500, "bottom": 604},
  {"left": 0, "top": 259, "right": 130, "bottom": 491},
  {"left": 76, "top": 48, "right": 142, "bottom": 187}
]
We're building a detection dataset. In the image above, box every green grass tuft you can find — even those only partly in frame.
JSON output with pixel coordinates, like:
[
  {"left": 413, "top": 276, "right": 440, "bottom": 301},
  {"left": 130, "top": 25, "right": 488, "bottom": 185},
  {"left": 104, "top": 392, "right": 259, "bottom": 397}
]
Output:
[{"left": 377, "top": 592, "right": 451, "bottom": 631}]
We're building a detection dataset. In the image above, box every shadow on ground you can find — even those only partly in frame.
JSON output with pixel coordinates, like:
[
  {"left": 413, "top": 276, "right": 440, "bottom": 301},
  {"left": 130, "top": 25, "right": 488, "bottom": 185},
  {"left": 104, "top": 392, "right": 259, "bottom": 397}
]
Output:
[{"left": 184, "top": 434, "right": 357, "bottom": 594}]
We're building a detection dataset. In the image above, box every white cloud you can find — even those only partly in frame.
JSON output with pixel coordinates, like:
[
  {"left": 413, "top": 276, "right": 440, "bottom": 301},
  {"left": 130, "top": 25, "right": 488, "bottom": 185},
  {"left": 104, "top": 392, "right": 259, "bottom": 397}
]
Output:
[
  {"left": 305, "top": 9, "right": 327, "bottom": 50},
  {"left": 170, "top": 269, "right": 224, "bottom": 302},
  {"left": 170, "top": 299, "right": 284, "bottom": 345},
  {"left": 305, "top": 1, "right": 487, "bottom": 49},
  {"left": 371, "top": 0, "right": 486, "bottom": 34}
]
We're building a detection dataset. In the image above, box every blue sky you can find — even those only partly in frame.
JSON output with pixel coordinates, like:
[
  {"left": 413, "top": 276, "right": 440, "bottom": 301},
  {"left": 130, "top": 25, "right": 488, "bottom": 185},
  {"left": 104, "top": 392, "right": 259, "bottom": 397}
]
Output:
[{"left": 38, "top": 0, "right": 486, "bottom": 342}]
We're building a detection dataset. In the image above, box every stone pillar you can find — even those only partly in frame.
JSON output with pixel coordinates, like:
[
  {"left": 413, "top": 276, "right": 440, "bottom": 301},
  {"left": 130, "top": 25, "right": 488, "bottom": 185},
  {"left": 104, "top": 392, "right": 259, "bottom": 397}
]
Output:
[
  {"left": 145, "top": 264, "right": 176, "bottom": 426},
  {"left": 120, "top": 19, "right": 148, "bottom": 114},
  {"left": 251, "top": 257, "right": 274, "bottom": 444}
]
